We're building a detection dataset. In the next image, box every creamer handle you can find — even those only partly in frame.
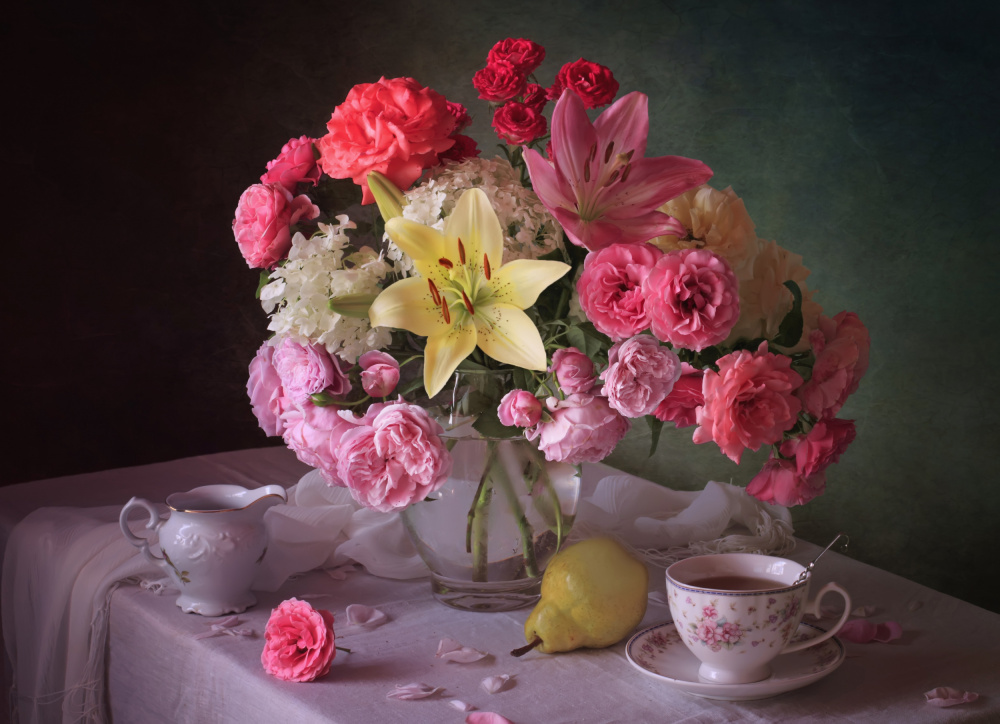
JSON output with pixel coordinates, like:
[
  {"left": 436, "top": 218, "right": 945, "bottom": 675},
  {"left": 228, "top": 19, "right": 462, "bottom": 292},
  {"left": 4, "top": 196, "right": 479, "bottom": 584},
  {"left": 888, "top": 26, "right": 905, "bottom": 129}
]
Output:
[{"left": 119, "top": 497, "right": 170, "bottom": 573}]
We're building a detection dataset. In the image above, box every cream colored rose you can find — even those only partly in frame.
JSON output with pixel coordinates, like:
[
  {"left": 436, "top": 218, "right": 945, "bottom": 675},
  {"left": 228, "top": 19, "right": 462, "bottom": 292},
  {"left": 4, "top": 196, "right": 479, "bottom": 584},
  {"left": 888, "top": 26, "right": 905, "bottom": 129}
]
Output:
[
  {"left": 651, "top": 185, "right": 759, "bottom": 279},
  {"left": 727, "top": 240, "right": 822, "bottom": 353}
]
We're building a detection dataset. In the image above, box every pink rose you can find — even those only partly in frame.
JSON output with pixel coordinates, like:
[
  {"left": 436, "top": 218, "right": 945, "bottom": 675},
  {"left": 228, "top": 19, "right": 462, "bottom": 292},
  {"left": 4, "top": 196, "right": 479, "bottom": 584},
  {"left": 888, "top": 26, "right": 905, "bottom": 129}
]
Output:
[
  {"left": 577, "top": 243, "right": 663, "bottom": 340},
  {"left": 529, "top": 394, "right": 630, "bottom": 465},
  {"left": 601, "top": 336, "right": 682, "bottom": 418},
  {"left": 780, "top": 417, "right": 856, "bottom": 478},
  {"left": 281, "top": 404, "right": 363, "bottom": 485},
  {"left": 522, "top": 83, "right": 549, "bottom": 113},
  {"left": 498, "top": 390, "right": 543, "bottom": 428},
  {"left": 654, "top": 362, "right": 704, "bottom": 428},
  {"left": 548, "top": 59, "right": 619, "bottom": 108},
  {"left": 260, "top": 135, "right": 321, "bottom": 189},
  {"left": 492, "top": 101, "right": 547, "bottom": 145},
  {"left": 261, "top": 598, "right": 336, "bottom": 682},
  {"left": 317, "top": 77, "right": 457, "bottom": 204},
  {"left": 233, "top": 183, "right": 320, "bottom": 269},
  {"left": 273, "top": 338, "right": 351, "bottom": 406},
  {"left": 692, "top": 343, "right": 803, "bottom": 463},
  {"left": 746, "top": 456, "right": 826, "bottom": 507},
  {"left": 359, "top": 350, "right": 400, "bottom": 397},
  {"left": 487, "top": 38, "right": 546, "bottom": 75},
  {"left": 643, "top": 249, "right": 741, "bottom": 351},
  {"left": 550, "top": 347, "right": 598, "bottom": 395},
  {"left": 720, "top": 622, "right": 744, "bottom": 643},
  {"left": 439, "top": 134, "right": 481, "bottom": 163},
  {"left": 472, "top": 60, "right": 527, "bottom": 102},
  {"left": 247, "top": 342, "right": 287, "bottom": 437},
  {"left": 697, "top": 622, "right": 720, "bottom": 646},
  {"left": 336, "top": 403, "right": 452, "bottom": 512},
  {"left": 798, "top": 312, "right": 870, "bottom": 418}
]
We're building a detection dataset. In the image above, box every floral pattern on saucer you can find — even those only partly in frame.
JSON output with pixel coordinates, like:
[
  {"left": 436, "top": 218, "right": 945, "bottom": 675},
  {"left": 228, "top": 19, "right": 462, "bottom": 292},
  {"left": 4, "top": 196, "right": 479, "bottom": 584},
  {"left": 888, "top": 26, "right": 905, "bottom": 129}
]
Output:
[{"left": 626, "top": 621, "right": 846, "bottom": 701}]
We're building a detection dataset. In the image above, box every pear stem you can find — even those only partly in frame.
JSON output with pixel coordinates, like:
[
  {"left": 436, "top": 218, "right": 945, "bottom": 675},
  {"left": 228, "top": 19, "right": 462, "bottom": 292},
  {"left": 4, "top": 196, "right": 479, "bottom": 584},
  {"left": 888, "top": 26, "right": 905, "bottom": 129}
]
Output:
[{"left": 510, "top": 636, "right": 542, "bottom": 657}]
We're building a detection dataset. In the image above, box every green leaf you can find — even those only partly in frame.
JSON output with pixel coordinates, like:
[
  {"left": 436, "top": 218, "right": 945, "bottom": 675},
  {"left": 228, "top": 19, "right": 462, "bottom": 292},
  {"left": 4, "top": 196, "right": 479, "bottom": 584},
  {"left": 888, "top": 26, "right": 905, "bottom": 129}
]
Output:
[
  {"left": 646, "top": 415, "right": 665, "bottom": 457},
  {"left": 565, "top": 325, "right": 587, "bottom": 352},
  {"left": 328, "top": 293, "right": 377, "bottom": 318},
  {"left": 772, "top": 280, "right": 804, "bottom": 348},
  {"left": 471, "top": 406, "right": 522, "bottom": 439},
  {"left": 255, "top": 270, "right": 271, "bottom": 300}
]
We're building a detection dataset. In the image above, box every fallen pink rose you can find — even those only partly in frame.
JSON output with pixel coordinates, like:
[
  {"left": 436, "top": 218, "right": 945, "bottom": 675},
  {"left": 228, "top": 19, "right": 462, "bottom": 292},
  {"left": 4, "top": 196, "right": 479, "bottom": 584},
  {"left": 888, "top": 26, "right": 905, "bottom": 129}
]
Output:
[
  {"left": 386, "top": 683, "right": 442, "bottom": 700},
  {"left": 437, "top": 637, "right": 489, "bottom": 663},
  {"left": 924, "top": 687, "right": 979, "bottom": 707},
  {"left": 837, "top": 619, "right": 902, "bottom": 643}
]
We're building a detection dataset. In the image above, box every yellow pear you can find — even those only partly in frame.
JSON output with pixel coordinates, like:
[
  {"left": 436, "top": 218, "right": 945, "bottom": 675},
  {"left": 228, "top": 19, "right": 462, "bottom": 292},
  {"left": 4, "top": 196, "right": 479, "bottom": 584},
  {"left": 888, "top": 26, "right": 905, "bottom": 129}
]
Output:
[{"left": 511, "top": 537, "right": 648, "bottom": 656}]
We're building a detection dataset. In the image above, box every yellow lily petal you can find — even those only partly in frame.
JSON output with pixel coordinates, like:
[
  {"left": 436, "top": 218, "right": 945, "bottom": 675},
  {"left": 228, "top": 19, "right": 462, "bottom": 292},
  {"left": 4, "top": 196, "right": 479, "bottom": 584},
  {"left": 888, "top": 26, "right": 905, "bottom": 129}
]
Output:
[
  {"left": 424, "top": 319, "right": 478, "bottom": 397},
  {"left": 489, "top": 259, "right": 571, "bottom": 309},
  {"left": 474, "top": 304, "right": 548, "bottom": 371},
  {"left": 384, "top": 218, "right": 451, "bottom": 284},
  {"left": 368, "top": 277, "right": 447, "bottom": 337},
  {"left": 444, "top": 188, "right": 504, "bottom": 281},
  {"left": 367, "top": 171, "right": 405, "bottom": 221}
]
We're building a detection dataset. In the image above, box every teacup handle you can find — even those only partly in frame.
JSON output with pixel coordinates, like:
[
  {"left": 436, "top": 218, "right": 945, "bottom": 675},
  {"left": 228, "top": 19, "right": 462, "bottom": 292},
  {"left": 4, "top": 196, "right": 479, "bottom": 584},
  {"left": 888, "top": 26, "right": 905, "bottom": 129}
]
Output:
[
  {"left": 119, "top": 497, "right": 170, "bottom": 574},
  {"left": 781, "top": 582, "right": 851, "bottom": 654}
]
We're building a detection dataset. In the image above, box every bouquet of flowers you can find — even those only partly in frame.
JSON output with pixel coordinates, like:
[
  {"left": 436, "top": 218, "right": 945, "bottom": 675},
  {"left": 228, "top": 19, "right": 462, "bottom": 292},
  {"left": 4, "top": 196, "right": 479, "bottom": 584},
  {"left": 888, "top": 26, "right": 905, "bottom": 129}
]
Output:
[{"left": 235, "top": 38, "right": 869, "bottom": 516}]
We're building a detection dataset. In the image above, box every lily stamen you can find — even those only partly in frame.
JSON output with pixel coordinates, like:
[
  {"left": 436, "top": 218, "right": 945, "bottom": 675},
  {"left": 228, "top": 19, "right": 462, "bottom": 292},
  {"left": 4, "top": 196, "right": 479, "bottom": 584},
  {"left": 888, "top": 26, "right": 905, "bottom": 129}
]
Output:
[
  {"left": 457, "top": 238, "right": 466, "bottom": 265},
  {"left": 604, "top": 141, "right": 615, "bottom": 163},
  {"left": 483, "top": 253, "right": 491, "bottom": 280},
  {"left": 439, "top": 257, "right": 453, "bottom": 269},
  {"left": 428, "top": 278, "right": 441, "bottom": 306},
  {"left": 620, "top": 163, "right": 632, "bottom": 183},
  {"left": 460, "top": 290, "right": 475, "bottom": 315},
  {"left": 441, "top": 297, "right": 451, "bottom": 324}
]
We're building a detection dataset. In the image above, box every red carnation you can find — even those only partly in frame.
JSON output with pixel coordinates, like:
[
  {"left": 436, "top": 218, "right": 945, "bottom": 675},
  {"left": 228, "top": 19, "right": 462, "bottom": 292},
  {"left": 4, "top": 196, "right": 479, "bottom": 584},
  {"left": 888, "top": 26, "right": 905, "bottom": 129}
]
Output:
[
  {"left": 492, "top": 102, "right": 547, "bottom": 145},
  {"left": 487, "top": 38, "right": 546, "bottom": 75},
  {"left": 472, "top": 60, "right": 527, "bottom": 102},
  {"left": 548, "top": 58, "right": 619, "bottom": 109}
]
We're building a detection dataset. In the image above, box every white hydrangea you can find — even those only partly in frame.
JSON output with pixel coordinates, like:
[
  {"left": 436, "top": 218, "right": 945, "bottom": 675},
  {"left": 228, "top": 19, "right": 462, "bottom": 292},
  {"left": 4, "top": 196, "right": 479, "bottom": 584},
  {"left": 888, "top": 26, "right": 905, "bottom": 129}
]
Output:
[
  {"left": 261, "top": 216, "right": 392, "bottom": 363},
  {"left": 386, "top": 157, "right": 564, "bottom": 276}
]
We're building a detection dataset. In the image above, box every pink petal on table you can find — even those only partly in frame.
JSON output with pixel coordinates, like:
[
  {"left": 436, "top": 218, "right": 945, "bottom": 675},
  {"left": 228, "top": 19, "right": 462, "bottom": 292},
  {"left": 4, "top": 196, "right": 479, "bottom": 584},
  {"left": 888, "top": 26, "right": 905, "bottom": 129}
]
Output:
[
  {"left": 437, "top": 637, "right": 489, "bottom": 663},
  {"left": 481, "top": 674, "right": 513, "bottom": 694},
  {"left": 192, "top": 616, "right": 255, "bottom": 640},
  {"left": 386, "top": 683, "right": 442, "bottom": 700},
  {"left": 325, "top": 564, "right": 358, "bottom": 581},
  {"left": 449, "top": 699, "right": 476, "bottom": 712},
  {"left": 924, "top": 687, "right": 979, "bottom": 707},
  {"left": 838, "top": 619, "right": 902, "bottom": 643},
  {"left": 467, "top": 713, "right": 515, "bottom": 724},
  {"left": 345, "top": 604, "right": 388, "bottom": 630}
]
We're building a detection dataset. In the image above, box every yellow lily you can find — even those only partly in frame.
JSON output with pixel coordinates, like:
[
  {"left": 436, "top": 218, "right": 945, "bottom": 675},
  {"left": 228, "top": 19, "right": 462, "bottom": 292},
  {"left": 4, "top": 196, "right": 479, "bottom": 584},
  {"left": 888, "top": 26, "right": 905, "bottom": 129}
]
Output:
[{"left": 369, "top": 188, "right": 570, "bottom": 397}]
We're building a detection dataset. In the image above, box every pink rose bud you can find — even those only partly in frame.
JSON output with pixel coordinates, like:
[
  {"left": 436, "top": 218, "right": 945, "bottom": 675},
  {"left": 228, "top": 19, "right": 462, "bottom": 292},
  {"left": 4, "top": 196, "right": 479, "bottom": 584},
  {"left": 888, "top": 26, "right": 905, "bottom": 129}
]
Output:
[
  {"left": 498, "top": 390, "right": 543, "bottom": 428},
  {"left": 550, "top": 347, "right": 597, "bottom": 395},
  {"left": 260, "top": 135, "right": 321, "bottom": 189},
  {"left": 359, "top": 350, "right": 400, "bottom": 397}
]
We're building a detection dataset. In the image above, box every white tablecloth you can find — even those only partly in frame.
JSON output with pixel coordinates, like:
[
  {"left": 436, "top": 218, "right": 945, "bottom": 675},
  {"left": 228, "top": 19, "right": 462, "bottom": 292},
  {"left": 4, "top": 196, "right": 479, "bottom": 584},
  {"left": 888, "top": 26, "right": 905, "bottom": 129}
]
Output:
[{"left": 3, "top": 448, "right": 999, "bottom": 723}]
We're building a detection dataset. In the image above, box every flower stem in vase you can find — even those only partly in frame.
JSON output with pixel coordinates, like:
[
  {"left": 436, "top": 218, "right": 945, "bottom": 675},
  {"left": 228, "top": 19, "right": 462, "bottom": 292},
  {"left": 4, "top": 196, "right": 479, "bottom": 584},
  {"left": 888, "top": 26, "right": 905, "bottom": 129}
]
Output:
[
  {"left": 525, "top": 444, "right": 567, "bottom": 552},
  {"left": 467, "top": 440, "right": 499, "bottom": 581},
  {"left": 492, "top": 443, "right": 540, "bottom": 578}
]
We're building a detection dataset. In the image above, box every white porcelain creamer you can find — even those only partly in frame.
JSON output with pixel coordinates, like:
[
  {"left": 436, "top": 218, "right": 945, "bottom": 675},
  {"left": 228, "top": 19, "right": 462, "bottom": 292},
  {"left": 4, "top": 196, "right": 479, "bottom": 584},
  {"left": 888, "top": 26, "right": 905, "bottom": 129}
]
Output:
[{"left": 120, "top": 484, "right": 286, "bottom": 616}]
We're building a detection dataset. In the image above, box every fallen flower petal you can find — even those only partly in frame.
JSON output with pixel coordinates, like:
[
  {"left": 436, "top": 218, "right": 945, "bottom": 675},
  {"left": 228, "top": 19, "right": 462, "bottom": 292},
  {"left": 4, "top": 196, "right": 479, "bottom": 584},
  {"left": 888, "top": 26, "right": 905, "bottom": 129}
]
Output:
[
  {"left": 325, "top": 564, "right": 358, "bottom": 581},
  {"left": 467, "top": 713, "right": 515, "bottom": 724},
  {"left": 193, "top": 616, "right": 255, "bottom": 640},
  {"left": 481, "top": 674, "right": 513, "bottom": 694},
  {"left": 924, "top": 687, "right": 979, "bottom": 707},
  {"left": 838, "top": 619, "right": 902, "bottom": 643},
  {"left": 851, "top": 605, "right": 877, "bottom": 618},
  {"left": 449, "top": 700, "right": 476, "bottom": 711},
  {"left": 437, "top": 637, "right": 489, "bottom": 663},
  {"left": 387, "top": 683, "right": 442, "bottom": 700},
  {"left": 345, "top": 604, "right": 388, "bottom": 630}
]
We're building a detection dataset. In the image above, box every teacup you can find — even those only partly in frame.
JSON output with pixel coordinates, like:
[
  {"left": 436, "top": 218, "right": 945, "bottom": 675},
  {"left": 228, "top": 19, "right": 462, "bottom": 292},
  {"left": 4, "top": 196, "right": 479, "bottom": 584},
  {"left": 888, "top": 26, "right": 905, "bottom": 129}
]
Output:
[{"left": 665, "top": 552, "right": 850, "bottom": 684}]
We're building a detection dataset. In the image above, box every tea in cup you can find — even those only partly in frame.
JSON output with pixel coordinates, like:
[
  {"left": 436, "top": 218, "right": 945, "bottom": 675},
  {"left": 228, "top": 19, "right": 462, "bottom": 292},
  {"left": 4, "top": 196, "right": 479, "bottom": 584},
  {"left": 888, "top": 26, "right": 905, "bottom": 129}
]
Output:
[{"left": 666, "top": 552, "right": 850, "bottom": 684}]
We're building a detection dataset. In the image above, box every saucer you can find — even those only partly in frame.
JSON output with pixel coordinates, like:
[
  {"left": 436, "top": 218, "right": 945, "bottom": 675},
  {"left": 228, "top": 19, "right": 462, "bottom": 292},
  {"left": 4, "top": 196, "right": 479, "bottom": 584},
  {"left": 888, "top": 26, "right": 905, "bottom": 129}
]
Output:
[{"left": 625, "top": 621, "right": 845, "bottom": 701}]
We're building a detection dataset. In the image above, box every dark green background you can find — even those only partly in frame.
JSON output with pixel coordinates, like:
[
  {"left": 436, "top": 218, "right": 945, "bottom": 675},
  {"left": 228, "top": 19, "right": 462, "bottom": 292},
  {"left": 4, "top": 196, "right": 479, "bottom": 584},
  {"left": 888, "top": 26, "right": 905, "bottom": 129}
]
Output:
[{"left": 6, "top": 0, "right": 998, "bottom": 612}]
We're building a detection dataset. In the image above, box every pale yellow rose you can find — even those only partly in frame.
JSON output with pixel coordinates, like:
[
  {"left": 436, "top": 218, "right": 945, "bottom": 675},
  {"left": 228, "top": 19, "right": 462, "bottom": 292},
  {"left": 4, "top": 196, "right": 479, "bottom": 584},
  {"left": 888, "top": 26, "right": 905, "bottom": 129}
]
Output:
[
  {"left": 651, "top": 185, "right": 760, "bottom": 279},
  {"left": 726, "top": 239, "right": 822, "bottom": 353}
]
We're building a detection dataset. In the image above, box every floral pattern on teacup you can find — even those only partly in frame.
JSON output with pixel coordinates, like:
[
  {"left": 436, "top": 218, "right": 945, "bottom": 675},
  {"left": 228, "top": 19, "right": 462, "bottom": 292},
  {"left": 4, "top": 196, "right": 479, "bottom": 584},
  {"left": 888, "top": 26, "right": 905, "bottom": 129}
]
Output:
[{"left": 668, "top": 584, "right": 803, "bottom": 651}]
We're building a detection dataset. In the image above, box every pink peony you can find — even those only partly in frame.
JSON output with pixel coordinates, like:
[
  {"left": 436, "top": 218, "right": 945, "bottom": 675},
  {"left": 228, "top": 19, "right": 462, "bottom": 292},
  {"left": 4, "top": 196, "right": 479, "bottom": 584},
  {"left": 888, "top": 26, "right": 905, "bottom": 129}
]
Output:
[
  {"left": 529, "top": 394, "right": 630, "bottom": 465},
  {"left": 780, "top": 417, "right": 856, "bottom": 478},
  {"left": 498, "top": 390, "right": 543, "bottom": 428},
  {"left": 643, "top": 248, "right": 741, "bottom": 351},
  {"left": 492, "top": 101, "right": 547, "bottom": 145},
  {"left": 798, "top": 312, "right": 870, "bottom": 418},
  {"left": 247, "top": 342, "right": 287, "bottom": 437},
  {"left": 746, "top": 456, "right": 825, "bottom": 507},
  {"left": 336, "top": 403, "right": 452, "bottom": 512},
  {"left": 601, "top": 335, "right": 682, "bottom": 418},
  {"left": 577, "top": 243, "right": 663, "bottom": 340},
  {"left": 692, "top": 343, "right": 803, "bottom": 463},
  {"left": 548, "top": 58, "right": 619, "bottom": 108},
  {"left": 260, "top": 135, "right": 321, "bottom": 189},
  {"left": 317, "top": 77, "right": 456, "bottom": 204},
  {"left": 233, "top": 183, "right": 320, "bottom": 269},
  {"left": 261, "top": 598, "right": 337, "bottom": 682},
  {"left": 281, "top": 404, "right": 363, "bottom": 485},
  {"left": 472, "top": 59, "right": 527, "bottom": 102},
  {"left": 273, "top": 338, "right": 350, "bottom": 406},
  {"left": 359, "top": 350, "right": 400, "bottom": 397},
  {"left": 550, "top": 347, "right": 598, "bottom": 395},
  {"left": 654, "top": 362, "right": 704, "bottom": 428},
  {"left": 487, "top": 38, "right": 546, "bottom": 75}
]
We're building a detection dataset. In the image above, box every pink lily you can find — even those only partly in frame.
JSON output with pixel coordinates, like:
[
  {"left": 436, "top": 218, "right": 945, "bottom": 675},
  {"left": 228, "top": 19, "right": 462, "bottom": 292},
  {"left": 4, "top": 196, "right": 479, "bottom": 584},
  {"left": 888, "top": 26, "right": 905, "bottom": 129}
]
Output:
[{"left": 524, "top": 90, "right": 713, "bottom": 251}]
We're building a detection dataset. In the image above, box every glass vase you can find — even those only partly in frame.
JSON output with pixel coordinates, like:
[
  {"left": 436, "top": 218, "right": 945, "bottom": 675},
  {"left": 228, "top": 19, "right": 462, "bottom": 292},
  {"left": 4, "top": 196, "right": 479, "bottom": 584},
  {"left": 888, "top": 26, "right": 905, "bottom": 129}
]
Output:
[{"left": 400, "top": 436, "right": 581, "bottom": 612}]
